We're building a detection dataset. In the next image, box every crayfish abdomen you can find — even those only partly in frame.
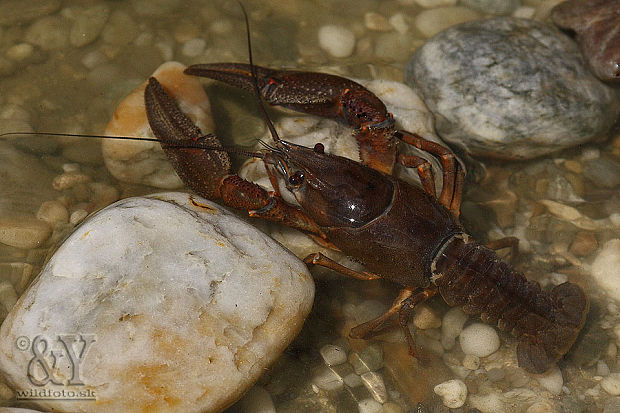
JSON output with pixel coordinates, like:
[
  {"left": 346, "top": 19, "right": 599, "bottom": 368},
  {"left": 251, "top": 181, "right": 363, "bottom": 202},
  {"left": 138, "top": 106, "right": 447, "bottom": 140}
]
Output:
[{"left": 432, "top": 234, "right": 589, "bottom": 373}]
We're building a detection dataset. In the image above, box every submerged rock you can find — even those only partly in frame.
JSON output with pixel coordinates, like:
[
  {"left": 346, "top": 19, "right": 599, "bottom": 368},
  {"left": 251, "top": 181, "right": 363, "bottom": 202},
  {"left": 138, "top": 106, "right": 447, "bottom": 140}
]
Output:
[
  {"left": 551, "top": 0, "right": 620, "bottom": 83},
  {"left": 102, "top": 61, "right": 215, "bottom": 189},
  {"left": 405, "top": 17, "right": 619, "bottom": 159},
  {"left": 0, "top": 192, "right": 314, "bottom": 413}
]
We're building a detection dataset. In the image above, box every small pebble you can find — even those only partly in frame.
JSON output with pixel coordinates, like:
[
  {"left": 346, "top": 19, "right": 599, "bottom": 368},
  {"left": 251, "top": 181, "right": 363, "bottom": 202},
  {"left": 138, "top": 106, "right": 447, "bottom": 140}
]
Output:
[
  {"left": 364, "top": 12, "right": 392, "bottom": 32},
  {"left": 412, "top": 303, "right": 441, "bottom": 329},
  {"left": 360, "top": 371, "right": 388, "bottom": 403},
  {"left": 344, "top": 372, "right": 363, "bottom": 387},
  {"left": 462, "top": 354, "right": 480, "bottom": 370},
  {"left": 320, "top": 344, "right": 348, "bottom": 366},
  {"left": 349, "top": 344, "right": 383, "bottom": 374},
  {"left": 596, "top": 360, "right": 611, "bottom": 377},
  {"left": 182, "top": 38, "right": 206, "bottom": 57},
  {"left": 462, "top": 0, "right": 520, "bottom": 15},
  {"left": 69, "top": 209, "right": 88, "bottom": 225},
  {"left": 36, "top": 200, "right": 69, "bottom": 225},
  {"left": 581, "top": 147, "right": 600, "bottom": 161},
  {"left": 358, "top": 398, "right": 383, "bottom": 413},
  {"left": 601, "top": 373, "right": 620, "bottom": 396},
  {"left": 317, "top": 25, "right": 355, "bottom": 58},
  {"left": 6, "top": 43, "right": 34, "bottom": 61},
  {"left": 0, "top": 217, "right": 51, "bottom": 249},
  {"left": 487, "top": 367, "right": 505, "bottom": 382},
  {"left": 434, "top": 379, "right": 468, "bottom": 408},
  {"left": 389, "top": 13, "right": 409, "bottom": 34},
  {"left": 312, "top": 365, "right": 344, "bottom": 391},
  {"left": 441, "top": 307, "right": 469, "bottom": 350},
  {"left": 69, "top": 4, "right": 110, "bottom": 47},
  {"left": 459, "top": 323, "right": 500, "bottom": 358},
  {"left": 534, "top": 366, "right": 563, "bottom": 395},
  {"left": 52, "top": 172, "right": 91, "bottom": 191},
  {"left": 25, "top": 15, "right": 69, "bottom": 50},
  {"left": 414, "top": 7, "right": 480, "bottom": 38},
  {"left": 526, "top": 401, "right": 556, "bottom": 413},
  {"left": 569, "top": 231, "right": 598, "bottom": 257},
  {"left": 513, "top": 6, "right": 535, "bottom": 18},
  {"left": 591, "top": 239, "right": 620, "bottom": 302}
]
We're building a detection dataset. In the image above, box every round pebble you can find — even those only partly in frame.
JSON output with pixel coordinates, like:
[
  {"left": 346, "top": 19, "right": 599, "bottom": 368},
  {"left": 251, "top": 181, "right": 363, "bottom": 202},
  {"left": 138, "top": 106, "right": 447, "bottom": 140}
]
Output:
[
  {"left": 601, "top": 373, "right": 620, "bottom": 396},
  {"left": 360, "top": 371, "right": 388, "bottom": 403},
  {"left": 36, "top": 200, "right": 69, "bottom": 225},
  {"left": 441, "top": 307, "right": 469, "bottom": 350},
  {"left": 462, "top": 0, "right": 520, "bottom": 15},
  {"left": 364, "top": 12, "right": 392, "bottom": 32},
  {"left": 182, "top": 38, "right": 206, "bottom": 57},
  {"left": 25, "top": 16, "right": 69, "bottom": 50},
  {"left": 434, "top": 379, "right": 468, "bottom": 408},
  {"left": 320, "top": 344, "right": 348, "bottom": 366},
  {"left": 312, "top": 366, "right": 344, "bottom": 391},
  {"left": 591, "top": 239, "right": 620, "bottom": 301},
  {"left": 0, "top": 217, "right": 51, "bottom": 249},
  {"left": 5, "top": 44, "right": 34, "bottom": 61},
  {"left": 414, "top": 7, "right": 480, "bottom": 38},
  {"left": 534, "top": 366, "right": 563, "bottom": 395},
  {"left": 317, "top": 25, "right": 355, "bottom": 58},
  {"left": 526, "top": 401, "right": 556, "bottom": 413},
  {"left": 69, "top": 209, "right": 88, "bottom": 225},
  {"left": 69, "top": 4, "right": 110, "bottom": 47},
  {"left": 405, "top": 17, "right": 620, "bottom": 159},
  {"left": 412, "top": 303, "right": 442, "bottom": 329},
  {"left": 597, "top": 360, "right": 611, "bottom": 377},
  {"left": 358, "top": 398, "right": 383, "bottom": 413},
  {"left": 462, "top": 354, "right": 480, "bottom": 370},
  {"left": 459, "top": 323, "right": 500, "bottom": 357}
]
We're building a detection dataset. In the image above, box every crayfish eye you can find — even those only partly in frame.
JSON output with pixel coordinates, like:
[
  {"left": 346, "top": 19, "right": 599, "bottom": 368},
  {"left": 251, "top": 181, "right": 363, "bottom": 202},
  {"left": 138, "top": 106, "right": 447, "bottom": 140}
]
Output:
[
  {"left": 313, "top": 143, "right": 324, "bottom": 154},
  {"left": 288, "top": 171, "right": 305, "bottom": 186}
]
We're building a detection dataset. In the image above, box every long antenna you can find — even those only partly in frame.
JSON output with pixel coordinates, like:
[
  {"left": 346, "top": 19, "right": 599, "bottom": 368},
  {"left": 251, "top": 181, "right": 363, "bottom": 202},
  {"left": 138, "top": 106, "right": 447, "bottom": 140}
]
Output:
[
  {"left": 0, "top": 131, "right": 264, "bottom": 158},
  {"left": 238, "top": 1, "right": 282, "bottom": 143}
]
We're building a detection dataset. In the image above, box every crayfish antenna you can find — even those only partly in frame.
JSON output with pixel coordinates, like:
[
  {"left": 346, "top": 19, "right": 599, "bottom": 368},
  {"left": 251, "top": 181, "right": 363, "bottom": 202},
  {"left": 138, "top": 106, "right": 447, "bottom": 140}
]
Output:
[
  {"left": 0, "top": 131, "right": 263, "bottom": 158},
  {"left": 238, "top": 1, "right": 282, "bottom": 145}
]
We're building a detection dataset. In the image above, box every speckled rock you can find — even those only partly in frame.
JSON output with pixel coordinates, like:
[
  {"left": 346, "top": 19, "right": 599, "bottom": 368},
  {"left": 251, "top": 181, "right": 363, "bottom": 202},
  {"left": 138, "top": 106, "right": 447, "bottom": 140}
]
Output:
[
  {"left": 102, "top": 61, "right": 215, "bottom": 189},
  {"left": 551, "top": 0, "right": 620, "bottom": 83},
  {"left": 405, "top": 17, "right": 620, "bottom": 160},
  {"left": 0, "top": 192, "right": 314, "bottom": 413}
]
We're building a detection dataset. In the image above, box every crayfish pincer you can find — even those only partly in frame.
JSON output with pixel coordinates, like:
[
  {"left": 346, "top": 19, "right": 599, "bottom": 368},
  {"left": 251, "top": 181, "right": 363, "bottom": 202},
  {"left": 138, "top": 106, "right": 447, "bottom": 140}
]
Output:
[{"left": 143, "top": 74, "right": 588, "bottom": 374}]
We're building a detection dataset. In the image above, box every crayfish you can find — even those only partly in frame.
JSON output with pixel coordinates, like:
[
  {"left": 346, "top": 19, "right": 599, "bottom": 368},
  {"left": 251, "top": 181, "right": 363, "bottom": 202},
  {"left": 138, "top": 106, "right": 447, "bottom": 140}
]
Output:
[{"left": 139, "top": 11, "right": 589, "bottom": 375}]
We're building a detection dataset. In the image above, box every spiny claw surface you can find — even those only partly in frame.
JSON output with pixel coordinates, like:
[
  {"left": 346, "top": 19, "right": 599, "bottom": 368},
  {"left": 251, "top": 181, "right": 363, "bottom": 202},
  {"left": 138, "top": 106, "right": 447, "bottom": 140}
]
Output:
[
  {"left": 145, "top": 76, "right": 231, "bottom": 200},
  {"left": 185, "top": 63, "right": 397, "bottom": 173}
]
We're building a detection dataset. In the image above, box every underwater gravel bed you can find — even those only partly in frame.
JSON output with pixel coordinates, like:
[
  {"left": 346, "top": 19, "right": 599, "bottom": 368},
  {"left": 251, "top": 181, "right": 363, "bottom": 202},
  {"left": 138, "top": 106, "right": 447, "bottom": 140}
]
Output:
[{"left": 0, "top": 0, "right": 619, "bottom": 412}]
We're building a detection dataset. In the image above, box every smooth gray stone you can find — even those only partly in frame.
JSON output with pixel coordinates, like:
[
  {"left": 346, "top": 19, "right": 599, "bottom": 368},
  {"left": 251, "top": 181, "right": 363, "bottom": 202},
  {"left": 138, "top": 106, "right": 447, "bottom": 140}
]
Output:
[{"left": 405, "top": 18, "right": 620, "bottom": 160}]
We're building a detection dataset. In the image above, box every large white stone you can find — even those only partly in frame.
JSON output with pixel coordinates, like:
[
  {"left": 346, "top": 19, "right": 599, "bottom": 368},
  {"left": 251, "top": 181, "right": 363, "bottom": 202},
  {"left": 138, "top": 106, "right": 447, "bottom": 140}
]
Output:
[{"left": 0, "top": 192, "right": 314, "bottom": 413}]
